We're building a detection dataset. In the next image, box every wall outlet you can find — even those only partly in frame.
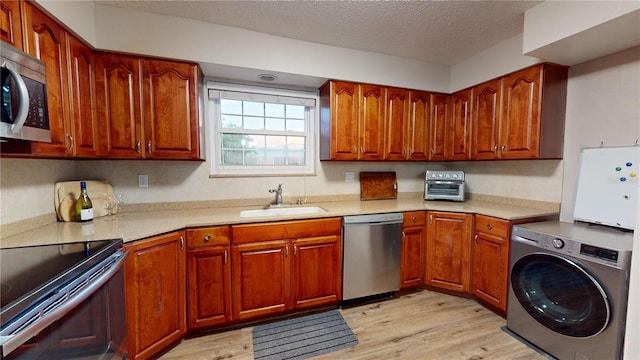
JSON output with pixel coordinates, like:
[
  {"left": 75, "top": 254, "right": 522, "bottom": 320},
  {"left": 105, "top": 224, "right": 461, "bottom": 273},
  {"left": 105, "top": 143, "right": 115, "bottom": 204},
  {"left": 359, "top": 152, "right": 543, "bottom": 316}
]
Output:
[
  {"left": 138, "top": 174, "right": 149, "bottom": 188},
  {"left": 345, "top": 172, "right": 355, "bottom": 183}
]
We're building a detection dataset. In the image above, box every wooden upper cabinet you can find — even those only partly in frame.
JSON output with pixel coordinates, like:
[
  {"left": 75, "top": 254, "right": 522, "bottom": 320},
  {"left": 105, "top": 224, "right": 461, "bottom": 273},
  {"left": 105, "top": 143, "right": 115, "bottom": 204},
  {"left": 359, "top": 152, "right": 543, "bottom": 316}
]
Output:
[
  {"left": 407, "top": 91, "right": 431, "bottom": 161},
  {"left": 384, "top": 87, "right": 410, "bottom": 160},
  {"left": 320, "top": 81, "right": 358, "bottom": 160},
  {"left": 471, "top": 79, "right": 502, "bottom": 160},
  {"left": 500, "top": 64, "right": 567, "bottom": 159},
  {"left": 320, "top": 81, "right": 383, "bottom": 160},
  {"left": 67, "top": 35, "right": 99, "bottom": 157},
  {"left": 429, "top": 93, "right": 448, "bottom": 161},
  {"left": 22, "top": 2, "right": 70, "bottom": 156},
  {"left": 1, "top": 0, "right": 22, "bottom": 49},
  {"left": 447, "top": 89, "right": 472, "bottom": 160},
  {"left": 95, "top": 53, "right": 142, "bottom": 158},
  {"left": 358, "top": 84, "right": 385, "bottom": 160},
  {"left": 142, "top": 59, "right": 202, "bottom": 159}
]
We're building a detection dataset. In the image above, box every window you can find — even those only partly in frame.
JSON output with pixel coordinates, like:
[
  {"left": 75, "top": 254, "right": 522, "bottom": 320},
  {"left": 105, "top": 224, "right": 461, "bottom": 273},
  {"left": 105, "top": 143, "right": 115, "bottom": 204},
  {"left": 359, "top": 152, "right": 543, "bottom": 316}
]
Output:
[{"left": 208, "top": 82, "right": 317, "bottom": 176}]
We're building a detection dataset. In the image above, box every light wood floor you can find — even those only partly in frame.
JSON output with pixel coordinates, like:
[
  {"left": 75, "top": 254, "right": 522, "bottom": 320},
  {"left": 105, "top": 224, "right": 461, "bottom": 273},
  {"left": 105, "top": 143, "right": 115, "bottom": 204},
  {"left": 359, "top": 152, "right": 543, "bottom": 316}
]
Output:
[{"left": 159, "top": 290, "right": 546, "bottom": 360}]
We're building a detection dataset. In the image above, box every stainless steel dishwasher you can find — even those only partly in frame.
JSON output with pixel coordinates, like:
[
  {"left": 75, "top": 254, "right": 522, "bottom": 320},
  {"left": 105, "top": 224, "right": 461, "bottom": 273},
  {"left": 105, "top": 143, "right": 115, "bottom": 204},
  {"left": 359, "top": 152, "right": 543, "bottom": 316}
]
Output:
[{"left": 342, "top": 213, "right": 403, "bottom": 301}]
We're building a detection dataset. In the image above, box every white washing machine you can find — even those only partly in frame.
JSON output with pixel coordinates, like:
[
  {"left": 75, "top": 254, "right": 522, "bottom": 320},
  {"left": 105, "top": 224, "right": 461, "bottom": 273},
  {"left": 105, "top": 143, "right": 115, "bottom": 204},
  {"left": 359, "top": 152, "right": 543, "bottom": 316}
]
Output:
[{"left": 507, "top": 221, "right": 633, "bottom": 360}]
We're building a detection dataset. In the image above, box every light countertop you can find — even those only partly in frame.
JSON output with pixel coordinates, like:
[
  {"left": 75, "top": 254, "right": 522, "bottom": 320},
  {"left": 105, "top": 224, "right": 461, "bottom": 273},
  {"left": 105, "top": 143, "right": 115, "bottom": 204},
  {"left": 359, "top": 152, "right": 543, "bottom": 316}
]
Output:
[{"left": 0, "top": 198, "right": 559, "bottom": 248}]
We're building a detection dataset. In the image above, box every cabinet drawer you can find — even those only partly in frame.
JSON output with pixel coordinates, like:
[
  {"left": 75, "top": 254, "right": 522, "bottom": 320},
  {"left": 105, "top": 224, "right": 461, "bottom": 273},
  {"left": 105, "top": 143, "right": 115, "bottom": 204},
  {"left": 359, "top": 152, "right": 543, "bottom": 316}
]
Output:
[
  {"left": 474, "top": 215, "right": 509, "bottom": 238},
  {"left": 186, "top": 226, "right": 230, "bottom": 248},
  {"left": 403, "top": 211, "right": 426, "bottom": 226}
]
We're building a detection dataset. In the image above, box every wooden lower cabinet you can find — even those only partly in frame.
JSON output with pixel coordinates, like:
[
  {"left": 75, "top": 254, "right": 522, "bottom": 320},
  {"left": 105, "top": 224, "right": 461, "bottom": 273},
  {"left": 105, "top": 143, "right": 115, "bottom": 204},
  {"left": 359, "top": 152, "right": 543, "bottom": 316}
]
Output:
[
  {"left": 186, "top": 226, "right": 232, "bottom": 329},
  {"left": 425, "top": 211, "right": 473, "bottom": 293},
  {"left": 124, "top": 231, "right": 186, "bottom": 360},
  {"left": 471, "top": 215, "right": 511, "bottom": 312},
  {"left": 400, "top": 211, "right": 426, "bottom": 289},
  {"left": 231, "top": 218, "right": 342, "bottom": 321}
]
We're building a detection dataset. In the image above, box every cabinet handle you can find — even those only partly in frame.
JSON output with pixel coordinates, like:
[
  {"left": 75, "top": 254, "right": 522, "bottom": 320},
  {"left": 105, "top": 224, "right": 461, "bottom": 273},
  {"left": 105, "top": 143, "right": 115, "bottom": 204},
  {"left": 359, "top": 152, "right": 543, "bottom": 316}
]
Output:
[
  {"left": 294, "top": 244, "right": 297, "bottom": 256},
  {"left": 430, "top": 149, "right": 434, "bottom": 158},
  {"left": 353, "top": 146, "right": 357, "bottom": 154},
  {"left": 474, "top": 234, "right": 478, "bottom": 243},
  {"left": 501, "top": 145, "right": 505, "bottom": 154},
  {"left": 493, "top": 145, "right": 497, "bottom": 154},
  {"left": 66, "top": 133, "right": 74, "bottom": 151},
  {"left": 147, "top": 140, "right": 152, "bottom": 154},
  {"left": 402, "top": 232, "right": 406, "bottom": 242},
  {"left": 136, "top": 140, "right": 141, "bottom": 154},
  {"left": 224, "top": 250, "right": 228, "bottom": 264},
  {"left": 360, "top": 147, "right": 364, "bottom": 154},
  {"left": 412, "top": 216, "right": 417, "bottom": 223},
  {"left": 180, "top": 236, "right": 184, "bottom": 250},
  {"left": 429, "top": 214, "right": 433, "bottom": 225},
  {"left": 285, "top": 244, "right": 289, "bottom": 257},
  {"left": 203, "top": 234, "right": 211, "bottom": 242},
  {"left": 486, "top": 223, "right": 493, "bottom": 230}
]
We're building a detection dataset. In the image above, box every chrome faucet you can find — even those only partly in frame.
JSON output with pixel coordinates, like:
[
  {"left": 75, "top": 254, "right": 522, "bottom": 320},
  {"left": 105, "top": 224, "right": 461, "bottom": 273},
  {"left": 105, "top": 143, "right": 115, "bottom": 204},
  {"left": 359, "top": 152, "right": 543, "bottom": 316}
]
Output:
[{"left": 269, "top": 184, "right": 283, "bottom": 205}]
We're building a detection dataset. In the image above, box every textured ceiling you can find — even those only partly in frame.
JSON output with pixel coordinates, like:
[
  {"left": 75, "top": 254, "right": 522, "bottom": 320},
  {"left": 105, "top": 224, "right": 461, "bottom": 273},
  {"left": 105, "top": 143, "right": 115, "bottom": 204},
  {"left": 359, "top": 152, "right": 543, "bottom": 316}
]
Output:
[{"left": 94, "top": 0, "right": 544, "bottom": 66}]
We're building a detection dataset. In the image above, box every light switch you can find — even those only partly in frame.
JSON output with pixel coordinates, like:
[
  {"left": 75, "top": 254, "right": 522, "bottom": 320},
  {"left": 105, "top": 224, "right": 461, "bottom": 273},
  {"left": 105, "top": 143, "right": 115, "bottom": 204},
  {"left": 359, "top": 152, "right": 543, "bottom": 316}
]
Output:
[{"left": 138, "top": 174, "right": 149, "bottom": 188}]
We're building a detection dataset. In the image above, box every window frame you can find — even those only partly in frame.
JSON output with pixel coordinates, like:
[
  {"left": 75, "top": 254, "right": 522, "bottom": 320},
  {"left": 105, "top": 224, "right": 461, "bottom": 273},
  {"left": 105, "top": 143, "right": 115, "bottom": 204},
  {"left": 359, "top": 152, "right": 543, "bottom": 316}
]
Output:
[{"left": 207, "top": 81, "right": 318, "bottom": 177}]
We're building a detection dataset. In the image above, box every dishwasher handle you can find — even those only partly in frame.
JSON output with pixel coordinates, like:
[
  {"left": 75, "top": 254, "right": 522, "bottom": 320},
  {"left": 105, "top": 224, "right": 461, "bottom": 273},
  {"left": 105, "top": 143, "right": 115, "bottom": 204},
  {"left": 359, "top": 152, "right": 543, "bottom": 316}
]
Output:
[{"left": 343, "top": 213, "right": 404, "bottom": 226}]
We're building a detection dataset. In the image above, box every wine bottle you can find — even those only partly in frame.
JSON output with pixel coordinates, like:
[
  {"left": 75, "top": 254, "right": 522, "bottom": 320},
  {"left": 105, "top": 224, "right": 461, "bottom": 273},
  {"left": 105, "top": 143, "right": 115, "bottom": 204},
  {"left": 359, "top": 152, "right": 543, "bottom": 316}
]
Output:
[{"left": 76, "top": 181, "right": 94, "bottom": 222}]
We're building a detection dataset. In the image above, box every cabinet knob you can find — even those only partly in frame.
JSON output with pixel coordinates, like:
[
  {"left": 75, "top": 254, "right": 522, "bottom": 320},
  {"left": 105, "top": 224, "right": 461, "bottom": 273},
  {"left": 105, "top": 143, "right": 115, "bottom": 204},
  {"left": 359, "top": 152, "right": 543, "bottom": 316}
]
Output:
[
  {"left": 412, "top": 216, "right": 417, "bottom": 222},
  {"left": 486, "top": 223, "right": 493, "bottom": 230},
  {"left": 203, "top": 234, "right": 211, "bottom": 242}
]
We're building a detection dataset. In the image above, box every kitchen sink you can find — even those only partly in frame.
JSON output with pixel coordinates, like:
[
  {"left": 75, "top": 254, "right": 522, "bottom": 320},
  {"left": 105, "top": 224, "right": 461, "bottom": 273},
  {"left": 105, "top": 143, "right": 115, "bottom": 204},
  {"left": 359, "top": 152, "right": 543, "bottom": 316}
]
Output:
[{"left": 239, "top": 206, "right": 327, "bottom": 218}]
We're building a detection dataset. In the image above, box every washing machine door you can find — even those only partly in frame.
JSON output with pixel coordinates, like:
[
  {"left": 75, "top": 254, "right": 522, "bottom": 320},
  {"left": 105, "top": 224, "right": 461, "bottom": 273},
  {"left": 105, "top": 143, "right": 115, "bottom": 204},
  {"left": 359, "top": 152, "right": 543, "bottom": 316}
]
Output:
[{"left": 510, "top": 253, "right": 610, "bottom": 338}]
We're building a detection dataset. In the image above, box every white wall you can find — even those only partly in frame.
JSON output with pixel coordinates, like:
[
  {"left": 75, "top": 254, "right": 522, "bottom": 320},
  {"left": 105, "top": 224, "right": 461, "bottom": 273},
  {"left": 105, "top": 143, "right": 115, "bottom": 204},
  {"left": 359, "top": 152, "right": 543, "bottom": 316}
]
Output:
[{"left": 35, "top": 0, "right": 96, "bottom": 45}]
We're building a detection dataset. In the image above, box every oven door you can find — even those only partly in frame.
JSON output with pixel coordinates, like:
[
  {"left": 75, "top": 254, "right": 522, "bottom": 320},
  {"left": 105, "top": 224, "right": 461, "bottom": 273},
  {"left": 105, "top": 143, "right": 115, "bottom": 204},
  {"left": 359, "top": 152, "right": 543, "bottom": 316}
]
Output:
[
  {"left": 510, "top": 253, "right": 610, "bottom": 338},
  {"left": 1, "top": 251, "right": 128, "bottom": 360}
]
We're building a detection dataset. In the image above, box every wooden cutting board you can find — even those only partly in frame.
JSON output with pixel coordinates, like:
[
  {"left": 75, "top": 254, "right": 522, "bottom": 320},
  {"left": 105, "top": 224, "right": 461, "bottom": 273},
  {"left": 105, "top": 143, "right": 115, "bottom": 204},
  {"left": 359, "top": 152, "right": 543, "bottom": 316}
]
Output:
[
  {"left": 360, "top": 172, "right": 398, "bottom": 200},
  {"left": 54, "top": 180, "right": 115, "bottom": 222}
]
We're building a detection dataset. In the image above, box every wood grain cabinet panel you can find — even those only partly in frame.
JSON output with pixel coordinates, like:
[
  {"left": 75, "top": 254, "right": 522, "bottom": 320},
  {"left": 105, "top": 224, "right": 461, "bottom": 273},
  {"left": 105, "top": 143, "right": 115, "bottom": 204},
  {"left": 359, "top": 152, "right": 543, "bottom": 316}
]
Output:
[
  {"left": 472, "top": 215, "right": 510, "bottom": 312},
  {"left": 407, "top": 91, "right": 431, "bottom": 161},
  {"left": 320, "top": 81, "right": 359, "bottom": 160},
  {"left": 471, "top": 79, "right": 502, "bottom": 160},
  {"left": 447, "top": 89, "right": 472, "bottom": 160},
  {"left": 400, "top": 211, "right": 426, "bottom": 289},
  {"left": 22, "top": 2, "right": 70, "bottom": 156},
  {"left": 231, "top": 218, "right": 342, "bottom": 321},
  {"left": 425, "top": 211, "right": 473, "bottom": 293},
  {"left": 124, "top": 231, "right": 186, "bottom": 360},
  {"left": 67, "top": 35, "right": 99, "bottom": 157},
  {"left": 186, "top": 226, "right": 231, "bottom": 329},
  {"left": 429, "top": 93, "right": 448, "bottom": 161},
  {"left": 1, "top": 0, "right": 22, "bottom": 49},
  {"left": 358, "top": 84, "right": 385, "bottom": 160},
  {"left": 384, "top": 87, "right": 410, "bottom": 160}
]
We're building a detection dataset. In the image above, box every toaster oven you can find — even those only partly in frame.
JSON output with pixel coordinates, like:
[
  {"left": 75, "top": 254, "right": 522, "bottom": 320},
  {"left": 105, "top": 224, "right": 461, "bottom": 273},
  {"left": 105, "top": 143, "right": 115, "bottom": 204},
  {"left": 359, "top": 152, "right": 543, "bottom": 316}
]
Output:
[{"left": 424, "top": 170, "right": 465, "bottom": 202}]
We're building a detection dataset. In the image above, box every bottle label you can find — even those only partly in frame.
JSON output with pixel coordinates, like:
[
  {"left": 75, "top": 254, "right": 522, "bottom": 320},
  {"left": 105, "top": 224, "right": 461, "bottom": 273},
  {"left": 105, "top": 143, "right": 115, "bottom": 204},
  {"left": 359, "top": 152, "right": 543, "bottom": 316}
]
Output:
[{"left": 80, "top": 208, "right": 94, "bottom": 221}]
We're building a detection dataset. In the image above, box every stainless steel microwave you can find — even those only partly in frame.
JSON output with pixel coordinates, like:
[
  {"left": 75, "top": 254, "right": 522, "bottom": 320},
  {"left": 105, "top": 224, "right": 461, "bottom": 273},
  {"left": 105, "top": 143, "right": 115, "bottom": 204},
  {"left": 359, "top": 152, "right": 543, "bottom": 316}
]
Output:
[{"left": 1, "top": 43, "right": 50, "bottom": 142}]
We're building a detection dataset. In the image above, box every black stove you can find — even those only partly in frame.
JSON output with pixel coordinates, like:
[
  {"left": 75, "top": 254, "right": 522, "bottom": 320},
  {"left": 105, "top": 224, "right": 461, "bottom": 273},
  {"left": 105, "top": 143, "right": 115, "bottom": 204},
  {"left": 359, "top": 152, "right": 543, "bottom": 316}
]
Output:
[{"left": 0, "top": 239, "right": 122, "bottom": 329}]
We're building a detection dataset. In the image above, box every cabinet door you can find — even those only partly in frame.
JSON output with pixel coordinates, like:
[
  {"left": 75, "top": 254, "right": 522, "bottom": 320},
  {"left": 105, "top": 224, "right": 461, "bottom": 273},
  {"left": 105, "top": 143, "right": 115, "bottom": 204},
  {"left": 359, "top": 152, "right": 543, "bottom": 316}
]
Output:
[
  {"left": 187, "top": 245, "right": 232, "bottom": 329},
  {"left": 358, "top": 84, "right": 385, "bottom": 160},
  {"left": 67, "top": 35, "right": 99, "bottom": 157},
  {"left": 384, "top": 87, "right": 409, "bottom": 160},
  {"left": 429, "top": 93, "right": 448, "bottom": 161},
  {"left": 1, "top": 0, "right": 22, "bottom": 49},
  {"left": 326, "top": 81, "right": 358, "bottom": 160},
  {"left": 448, "top": 89, "right": 472, "bottom": 160},
  {"left": 426, "top": 212, "right": 473, "bottom": 293},
  {"left": 23, "top": 3, "right": 70, "bottom": 156},
  {"left": 400, "top": 211, "right": 426, "bottom": 289},
  {"left": 407, "top": 91, "right": 431, "bottom": 161},
  {"left": 96, "top": 53, "right": 143, "bottom": 158},
  {"left": 472, "top": 215, "right": 510, "bottom": 312},
  {"left": 472, "top": 79, "right": 501, "bottom": 160},
  {"left": 124, "top": 231, "right": 186, "bottom": 360},
  {"left": 500, "top": 65, "right": 541, "bottom": 159},
  {"left": 292, "top": 235, "right": 342, "bottom": 309},
  {"left": 142, "top": 59, "right": 201, "bottom": 159},
  {"left": 232, "top": 240, "right": 290, "bottom": 320}
]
